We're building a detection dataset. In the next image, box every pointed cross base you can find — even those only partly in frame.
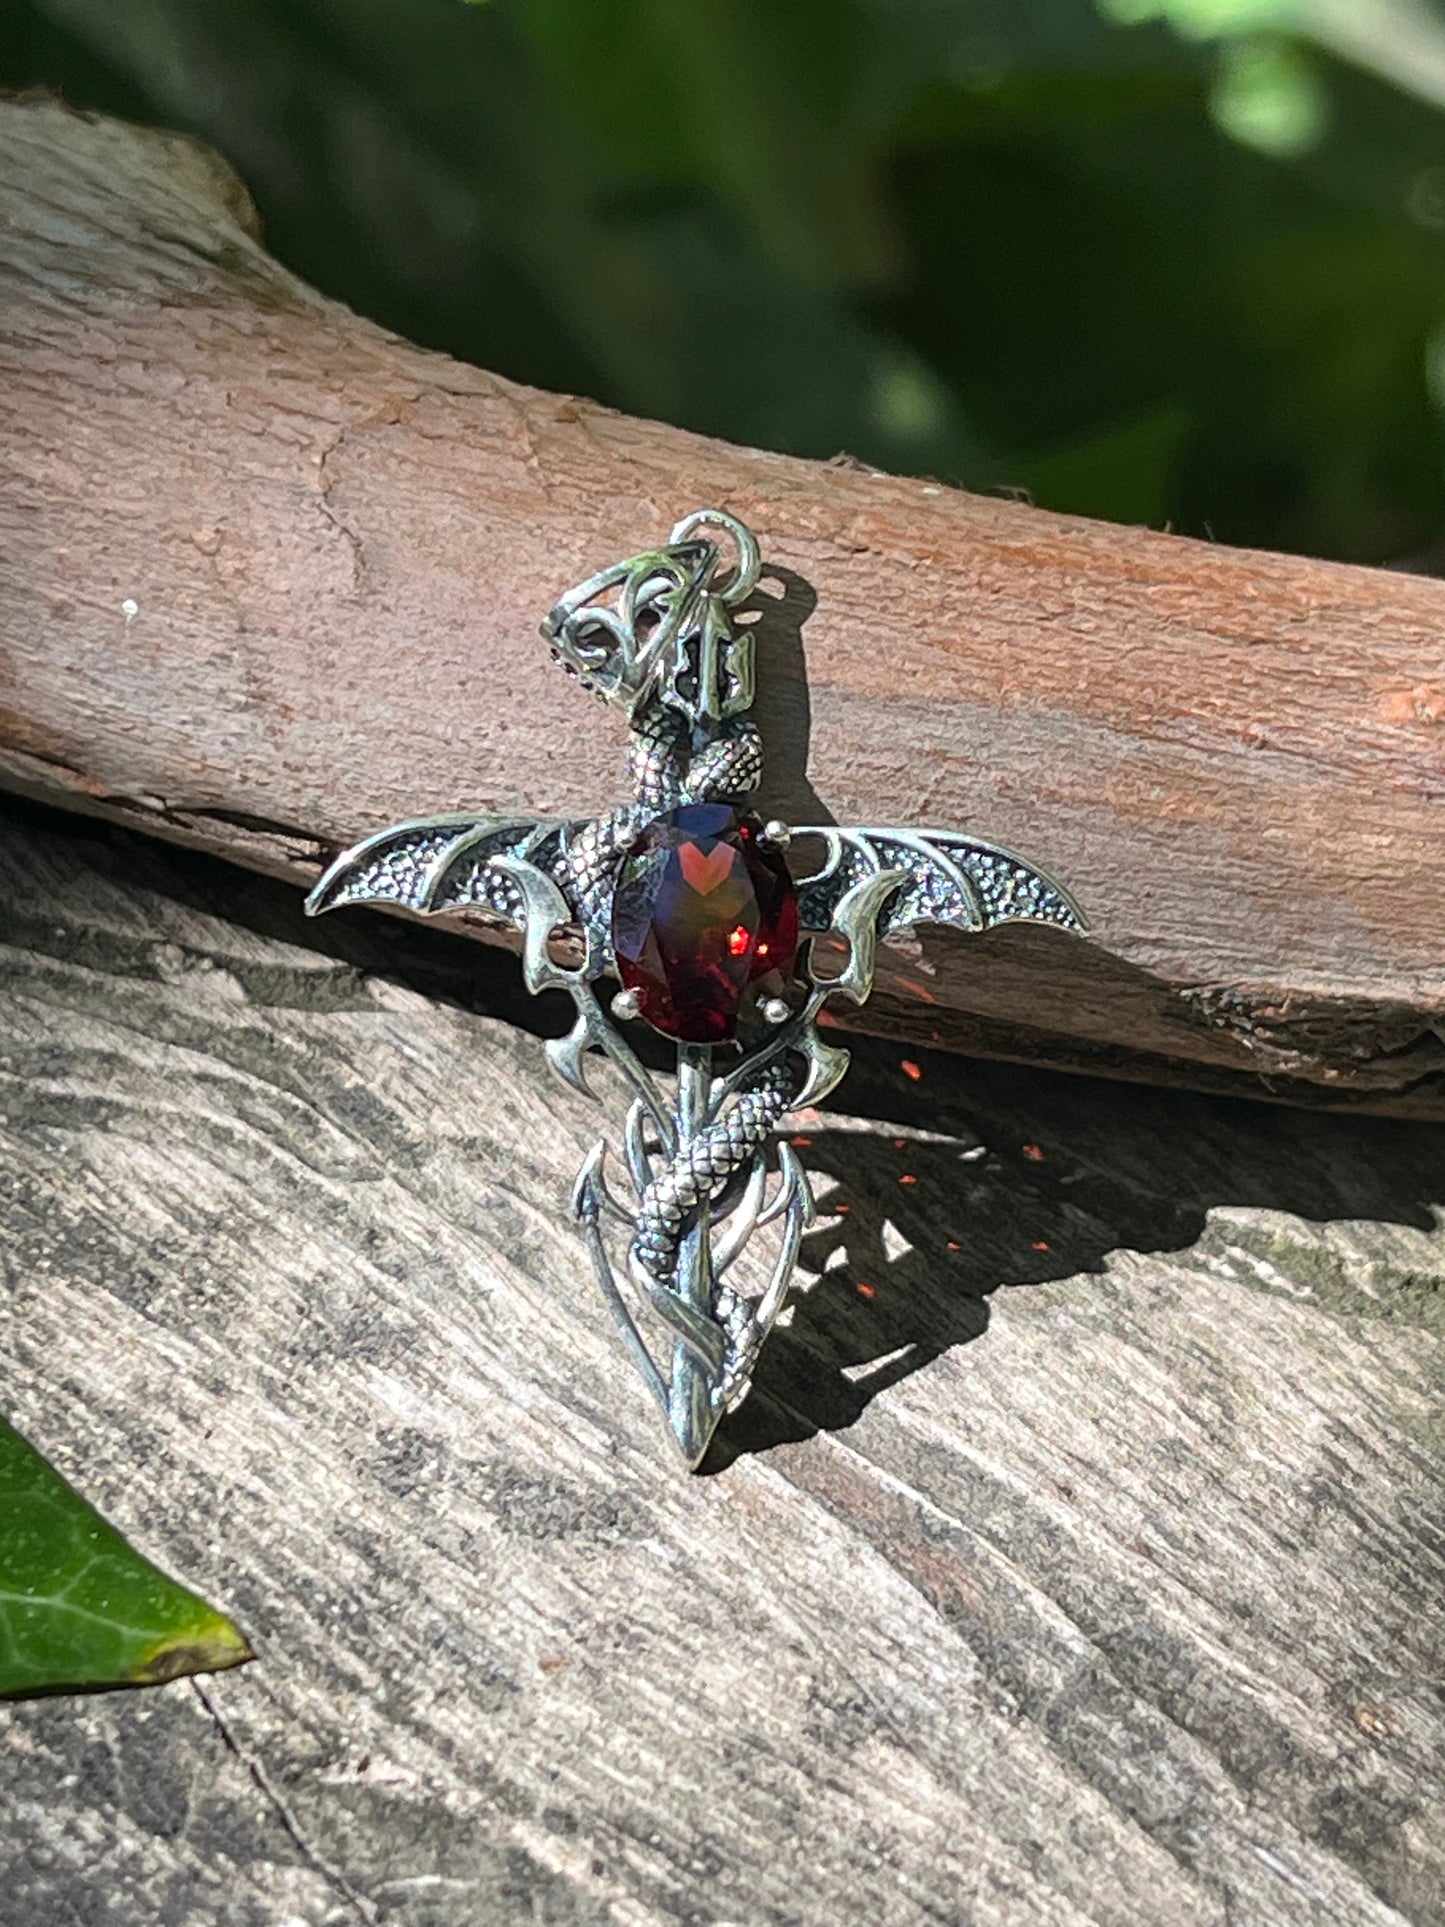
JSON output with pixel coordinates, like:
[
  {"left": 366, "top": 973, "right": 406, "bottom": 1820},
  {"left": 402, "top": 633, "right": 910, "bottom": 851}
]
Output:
[{"left": 575, "top": 1047, "right": 815, "bottom": 1468}]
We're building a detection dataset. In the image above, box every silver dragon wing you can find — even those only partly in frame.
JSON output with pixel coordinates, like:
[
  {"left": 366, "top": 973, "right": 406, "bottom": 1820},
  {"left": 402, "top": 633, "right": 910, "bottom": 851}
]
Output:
[
  {"left": 304, "top": 814, "right": 579, "bottom": 929},
  {"left": 792, "top": 827, "right": 1088, "bottom": 940}
]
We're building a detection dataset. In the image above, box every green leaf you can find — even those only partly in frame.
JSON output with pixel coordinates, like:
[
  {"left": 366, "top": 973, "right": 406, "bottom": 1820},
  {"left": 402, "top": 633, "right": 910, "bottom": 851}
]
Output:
[{"left": 0, "top": 1416, "right": 253, "bottom": 1699}]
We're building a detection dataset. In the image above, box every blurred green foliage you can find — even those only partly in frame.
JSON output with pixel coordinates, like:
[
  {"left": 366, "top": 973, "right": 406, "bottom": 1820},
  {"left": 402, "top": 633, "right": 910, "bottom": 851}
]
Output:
[{"left": 7, "top": 0, "right": 1445, "bottom": 562}]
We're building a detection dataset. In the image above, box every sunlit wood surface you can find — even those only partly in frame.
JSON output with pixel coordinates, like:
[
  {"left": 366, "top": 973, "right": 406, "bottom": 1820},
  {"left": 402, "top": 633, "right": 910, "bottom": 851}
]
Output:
[{"left": 1, "top": 807, "right": 1441, "bottom": 1925}]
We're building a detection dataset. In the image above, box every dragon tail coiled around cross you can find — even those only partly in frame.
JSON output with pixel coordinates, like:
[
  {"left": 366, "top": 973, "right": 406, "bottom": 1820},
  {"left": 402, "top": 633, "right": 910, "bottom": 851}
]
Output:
[
  {"left": 629, "top": 1059, "right": 795, "bottom": 1283},
  {"left": 563, "top": 696, "right": 793, "bottom": 1288}
]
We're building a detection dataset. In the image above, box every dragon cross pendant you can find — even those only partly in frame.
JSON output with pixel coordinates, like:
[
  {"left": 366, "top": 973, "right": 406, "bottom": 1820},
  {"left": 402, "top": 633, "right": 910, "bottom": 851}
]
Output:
[{"left": 306, "top": 510, "right": 1088, "bottom": 1466}]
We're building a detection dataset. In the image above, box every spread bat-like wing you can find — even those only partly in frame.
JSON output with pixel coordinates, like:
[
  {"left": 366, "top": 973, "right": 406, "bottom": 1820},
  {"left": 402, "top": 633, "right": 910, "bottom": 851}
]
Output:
[
  {"left": 792, "top": 827, "right": 1088, "bottom": 941},
  {"left": 304, "top": 813, "right": 577, "bottom": 928}
]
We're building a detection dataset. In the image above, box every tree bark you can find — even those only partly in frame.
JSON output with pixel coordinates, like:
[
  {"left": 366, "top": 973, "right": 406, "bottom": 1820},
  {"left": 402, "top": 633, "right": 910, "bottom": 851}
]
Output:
[
  {"left": 1, "top": 97, "right": 1442, "bottom": 1114},
  {"left": 2, "top": 804, "right": 1443, "bottom": 1925}
]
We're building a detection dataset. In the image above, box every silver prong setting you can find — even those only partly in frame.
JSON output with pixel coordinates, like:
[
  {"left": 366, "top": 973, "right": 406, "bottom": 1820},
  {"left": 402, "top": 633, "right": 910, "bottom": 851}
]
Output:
[
  {"left": 611, "top": 987, "right": 641, "bottom": 1022},
  {"left": 759, "top": 996, "right": 791, "bottom": 1025},
  {"left": 762, "top": 819, "right": 792, "bottom": 849}
]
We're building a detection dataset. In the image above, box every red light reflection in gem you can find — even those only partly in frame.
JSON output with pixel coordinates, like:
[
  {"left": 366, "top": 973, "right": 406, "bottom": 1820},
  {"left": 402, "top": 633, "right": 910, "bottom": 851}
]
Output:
[{"left": 611, "top": 803, "right": 799, "bottom": 1042}]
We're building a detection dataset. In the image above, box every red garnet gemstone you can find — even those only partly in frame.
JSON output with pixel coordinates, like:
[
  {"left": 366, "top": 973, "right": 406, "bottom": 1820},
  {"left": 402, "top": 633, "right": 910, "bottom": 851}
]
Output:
[{"left": 612, "top": 804, "right": 799, "bottom": 1043}]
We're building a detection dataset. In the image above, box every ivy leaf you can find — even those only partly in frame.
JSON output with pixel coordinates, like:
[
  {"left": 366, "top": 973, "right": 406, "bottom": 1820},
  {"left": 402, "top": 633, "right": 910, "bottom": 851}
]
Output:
[{"left": 0, "top": 1416, "right": 254, "bottom": 1699}]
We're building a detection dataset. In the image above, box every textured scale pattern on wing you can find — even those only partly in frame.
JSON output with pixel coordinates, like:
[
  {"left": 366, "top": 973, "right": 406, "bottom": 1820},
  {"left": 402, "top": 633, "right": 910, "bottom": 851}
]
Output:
[
  {"left": 935, "top": 835, "right": 1084, "bottom": 932},
  {"left": 866, "top": 836, "right": 978, "bottom": 938},
  {"left": 431, "top": 852, "right": 526, "bottom": 922},
  {"left": 424, "top": 824, "right": 578, "bottom": 924},
  {"left": 794, "top": 829, "right": 1083, "bottom": 941},
  {"left": 328, "top": 830, "right": 455, "bottom": 911},
  {"left": 317, "top": 819, "right": 589, "bottom": 929},
  {"left": 795, "top": 839, "right": 875, "bottom": 933}
]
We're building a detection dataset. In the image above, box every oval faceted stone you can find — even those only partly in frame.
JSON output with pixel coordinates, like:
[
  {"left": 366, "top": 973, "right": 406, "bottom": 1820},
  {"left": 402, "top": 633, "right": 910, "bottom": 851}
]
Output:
[{"left": 612, "top": 804, "right": 799, "bottom": 1043}]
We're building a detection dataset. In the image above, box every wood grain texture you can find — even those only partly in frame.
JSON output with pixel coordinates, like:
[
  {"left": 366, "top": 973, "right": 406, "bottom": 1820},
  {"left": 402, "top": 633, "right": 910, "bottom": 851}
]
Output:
[
  {"left": 1, "top": 802, "right": 1443, "bottom": 1926},
  {"left": 1, "top": 95, "right": 1443, "bottom": 1118}
]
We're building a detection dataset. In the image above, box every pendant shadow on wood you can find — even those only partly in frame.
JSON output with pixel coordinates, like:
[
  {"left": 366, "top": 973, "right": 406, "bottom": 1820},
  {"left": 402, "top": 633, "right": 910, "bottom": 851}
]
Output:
[
  {"left": 706, "top": 1034, "right": 1445, "bottom": 1469},
  {"left": 739, "top": 564, "right": 832, "bottom": 830}
]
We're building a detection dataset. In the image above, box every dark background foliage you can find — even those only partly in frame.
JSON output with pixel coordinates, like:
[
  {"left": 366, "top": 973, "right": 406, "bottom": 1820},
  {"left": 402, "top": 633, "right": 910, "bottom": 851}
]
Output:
[{"left": 8, "top": 0, "right": 1445, "bottom": 565}]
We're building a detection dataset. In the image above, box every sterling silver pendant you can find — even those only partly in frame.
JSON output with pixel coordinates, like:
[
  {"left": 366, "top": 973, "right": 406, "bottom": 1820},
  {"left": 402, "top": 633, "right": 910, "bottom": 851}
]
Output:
[{"left": 306, "top": 511, "right": 1087, "bottom": 1466}]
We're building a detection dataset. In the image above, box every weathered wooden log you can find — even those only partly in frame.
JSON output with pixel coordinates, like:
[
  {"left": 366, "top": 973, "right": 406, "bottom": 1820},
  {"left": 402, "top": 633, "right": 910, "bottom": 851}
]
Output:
[
  {"left": 1, "top": 96, "right": 1442, "bottom": 1115},
  {"left": 2, "top": 801, "right": 1443, "bottom": 1923}
]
